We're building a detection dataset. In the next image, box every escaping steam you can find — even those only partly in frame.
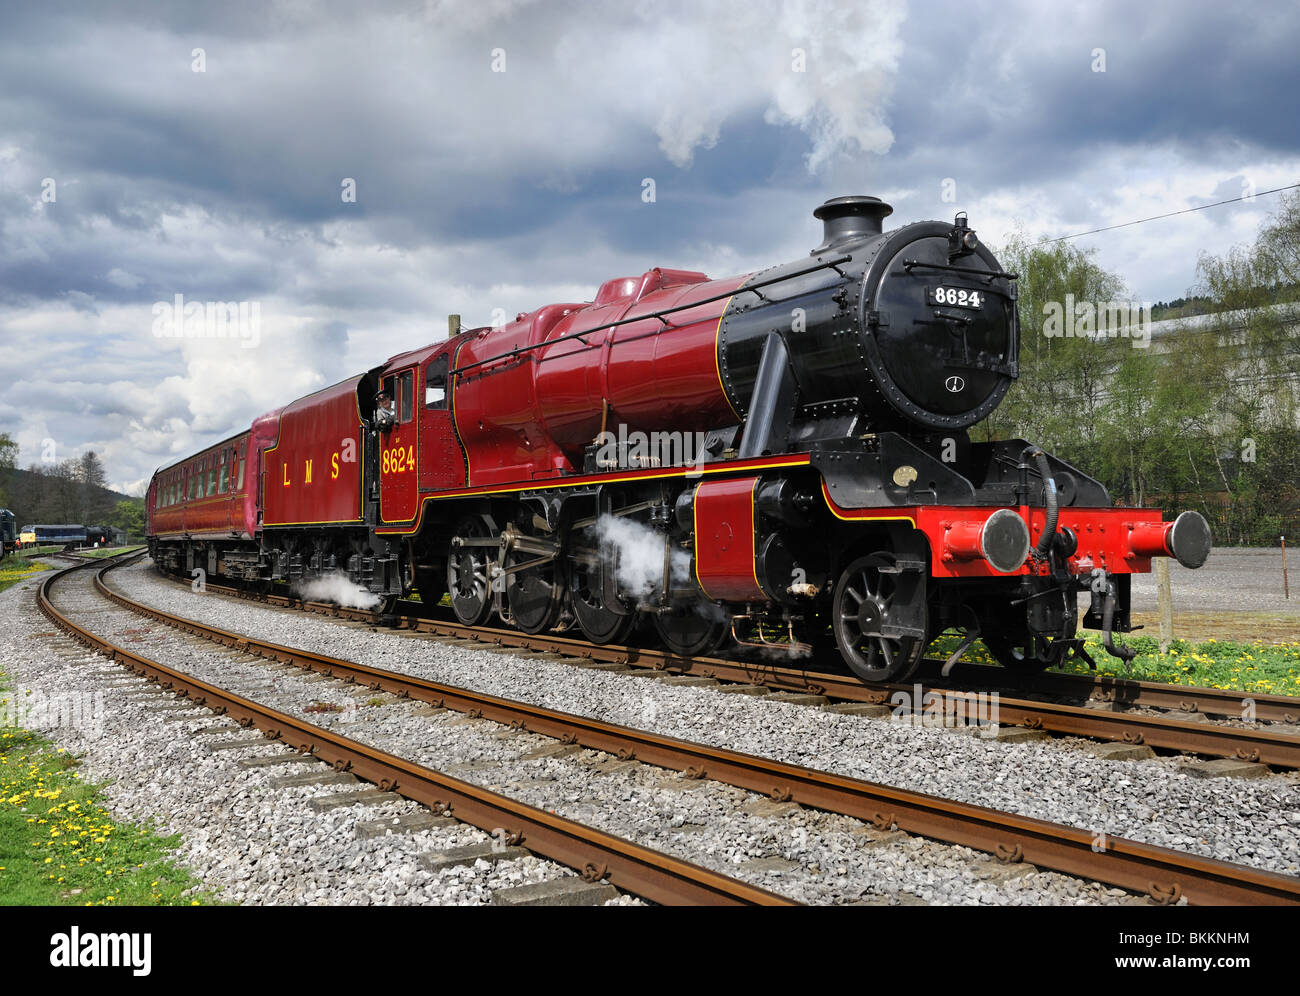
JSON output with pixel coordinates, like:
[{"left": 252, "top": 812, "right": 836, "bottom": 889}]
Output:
[
  {"left": 754, "top": 640, "right": 813, "bottom": 662},
  {"left": 594, "top": 515, "right": 693, "bottom": 604},
  {"left": 293, "top": 573, "right": 383, "bottom": 610}
]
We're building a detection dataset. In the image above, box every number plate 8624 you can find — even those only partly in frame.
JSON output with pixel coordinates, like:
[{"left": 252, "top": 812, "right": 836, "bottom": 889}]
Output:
[{"left": 929, "top": 286, "right": 984, "bottom": 309}]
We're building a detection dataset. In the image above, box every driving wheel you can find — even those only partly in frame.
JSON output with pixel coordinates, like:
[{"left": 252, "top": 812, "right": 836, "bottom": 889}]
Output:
[
  {"left": 831, "top": 552, "right": 927, "bottom": 683},
  {"left": 447, "top": 515, "right": 495, "bottom": 626}
]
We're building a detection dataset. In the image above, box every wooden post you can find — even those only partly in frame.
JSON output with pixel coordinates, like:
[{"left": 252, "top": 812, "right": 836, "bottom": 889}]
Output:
[
  {"left": 1154, "top": 556, "right": 1173, "bottom": 654},
  {"left": 1283, "top": 535, "right": 1289, "bottom": 600}
]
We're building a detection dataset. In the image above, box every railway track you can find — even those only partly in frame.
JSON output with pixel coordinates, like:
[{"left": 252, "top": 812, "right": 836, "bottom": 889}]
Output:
[
  {"left": 89, "top": 555, "right": 1300, "bottom": 905},
  {"left": 36, "top": 556, "right": 795, "bottom": 906},
  {"left": 924, "top": 658, "right": 1300, "bottom": 724},
  {"left": 161, "top": 568, "right": 1300, "bottom": 772}
]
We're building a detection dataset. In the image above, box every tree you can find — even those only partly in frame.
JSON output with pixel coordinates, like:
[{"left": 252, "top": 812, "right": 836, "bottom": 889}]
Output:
[
  {"left": 1257, "top": 188, "right": 1300, "bottom": 291},
  {"left": 77, "top": 450, "right": 110, "bottom": 523},
  {"left": 0, "top": 432, "right": 16, "bottom": 507},
  {"left": 107, "top": 498, "right": 146, "bottom": 539},
  {"left": 1165, "top": 191, "right": 1300, "bottom": 543},
  {"left": 980, "top": 194, "right": 1300, "bottom": 543},
  {"left": 979, "top": 234, "right": 1131, "bottom": 473}
]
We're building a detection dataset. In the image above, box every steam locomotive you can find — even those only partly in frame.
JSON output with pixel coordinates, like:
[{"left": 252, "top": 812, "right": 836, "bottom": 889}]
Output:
[{"left": 147, "top": 196, "right": 1211, "bottom": 683}]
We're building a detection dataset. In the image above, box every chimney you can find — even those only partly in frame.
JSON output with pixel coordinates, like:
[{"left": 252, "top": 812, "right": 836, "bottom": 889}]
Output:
[{"left": 811, "top": 195, "right": 893, "bottom": 254}]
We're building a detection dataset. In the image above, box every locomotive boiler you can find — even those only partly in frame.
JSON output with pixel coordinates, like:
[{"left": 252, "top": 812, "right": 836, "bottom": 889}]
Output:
[{"left": 147, "top": 195, "right": 1211, "bottom": 684}]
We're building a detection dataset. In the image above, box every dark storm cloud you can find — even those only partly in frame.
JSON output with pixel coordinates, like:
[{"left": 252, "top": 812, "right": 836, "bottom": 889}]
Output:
[
  {"left": 0, "top": 0, "right": 1296, "bottom": 491},
  {"left": 878, "top": 0, "right": 1300, "bottom": 223}
]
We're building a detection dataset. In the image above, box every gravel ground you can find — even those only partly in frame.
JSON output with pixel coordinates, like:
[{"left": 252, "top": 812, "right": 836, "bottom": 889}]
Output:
[
  {"left": 1128, "top": 547, "right": 1300, "bottom": 615},
  {"left": 2, "top": 569, "right": 637, "bottom": 906},
  {"left": 102, "top": 560, "right": 1300, "bottom": 883},
  {"left": 6, "top": 563, "right": 1151, "bottom": 906}
]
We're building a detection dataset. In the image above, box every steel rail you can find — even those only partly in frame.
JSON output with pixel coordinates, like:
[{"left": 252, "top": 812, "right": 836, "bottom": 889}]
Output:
[
  {"left": 173, "top": 572, "right": 1300, "bottom": 770},
  {"left": 39, "top": 559, "right": 794, "bottom": 907},
  {"left": 105, "top": 558, "right": 1300, "bottom": 905},
  {"left": 921, "top": 659, "right": 1300, "bottom": 724}
]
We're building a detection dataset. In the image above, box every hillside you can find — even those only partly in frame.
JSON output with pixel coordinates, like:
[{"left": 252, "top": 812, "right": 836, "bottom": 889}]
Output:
[{"left": 0, "top": 465, "right": 139, "bottom": 528}]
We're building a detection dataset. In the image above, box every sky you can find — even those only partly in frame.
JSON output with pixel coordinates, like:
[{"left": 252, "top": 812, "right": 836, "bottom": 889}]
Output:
[{"left": 2, "top": 0, "right": 1298, "bottom": 495}]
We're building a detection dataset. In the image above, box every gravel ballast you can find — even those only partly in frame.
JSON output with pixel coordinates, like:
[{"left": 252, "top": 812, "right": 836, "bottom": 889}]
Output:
[
  {"left": 6, "top": 559, "right": 1297, "bottom": 904},
  {"left": 2, "top": 568, "right": 634, "bottom": 905},
  {"left": 103, "top": 562, "right": 1300, "bottom": 880},
  {"left": 101, "top": 562, "right": 1300, "bottom": 876}
]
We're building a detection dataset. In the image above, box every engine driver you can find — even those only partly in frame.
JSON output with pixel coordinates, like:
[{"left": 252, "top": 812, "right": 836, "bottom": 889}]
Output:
[{"left": 374, "top": 390, "right": 396, "bottom": 431}]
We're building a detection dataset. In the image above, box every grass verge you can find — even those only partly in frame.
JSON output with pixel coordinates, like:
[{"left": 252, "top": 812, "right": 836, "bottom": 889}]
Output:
[
  {"left": 0, "top": 555, "right": 53, "bottom": 594},
  {"left": 929, "top": 632, "right": 1300, "bottom": 696},
  {"left": 0, "top": 672, "right": 212, "bottom": 905}
]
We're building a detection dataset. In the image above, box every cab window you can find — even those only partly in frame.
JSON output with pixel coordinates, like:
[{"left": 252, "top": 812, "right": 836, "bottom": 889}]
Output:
[
  {"left": 399, "top": 369, "right": 414, "bottom": 422},
  {"left": 425, "top": 355, "right": 448, "bottom": 409}
]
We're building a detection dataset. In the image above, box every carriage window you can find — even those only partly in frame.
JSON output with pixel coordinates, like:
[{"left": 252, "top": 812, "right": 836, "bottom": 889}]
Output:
[
  {"left": 399, "top": 370, "right": 414, "bottom": 422},
  {"left": 207, "top": 461, "right": 217, "bottom": 496},
  {"left": 425, "top": 355, "right": 448, "bottom": 409},
  {"left": 236, "top": 454, "right": 245, "bottom": 490},
  {"left": 219, "top": 450, "right": 230, "bottom": 493}
]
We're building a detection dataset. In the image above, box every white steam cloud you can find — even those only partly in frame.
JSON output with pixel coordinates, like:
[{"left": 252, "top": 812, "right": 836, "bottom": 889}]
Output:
[
  {"left": 594, "top": 515, "right": 692, "bottom": 603},
  {"left": 556, "top": 0, "right": 909, "bottom": 172},
  {"left": 293, "top": 572, "right": 382, "bottom": 610}
]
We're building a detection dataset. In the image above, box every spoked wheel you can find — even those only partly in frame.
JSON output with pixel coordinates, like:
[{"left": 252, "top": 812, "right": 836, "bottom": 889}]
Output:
[
  {"left": 504, "top": 546, "right": 563, "bottom": 635},
  {"left": 832, "top": 552, "right": 927, "bottom": 683},
  {"left": 447, "top": 515, "right": 495, "bottom": 626},
  {"left": 652, "top": 603, "right": 728, "bottom": 658},
  {"left": 982, "top": 632, "right": 1069, "bottom": 672},
  {"left": 567, "top": 557, "right": 635, "bottom": 644}
]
